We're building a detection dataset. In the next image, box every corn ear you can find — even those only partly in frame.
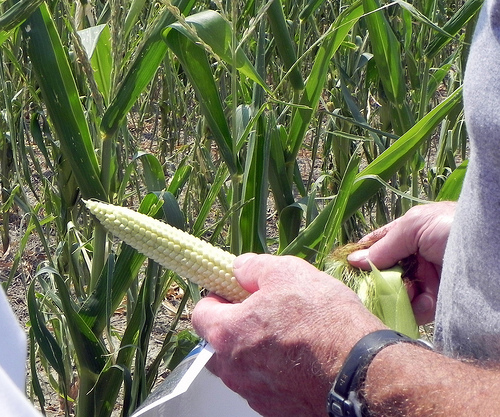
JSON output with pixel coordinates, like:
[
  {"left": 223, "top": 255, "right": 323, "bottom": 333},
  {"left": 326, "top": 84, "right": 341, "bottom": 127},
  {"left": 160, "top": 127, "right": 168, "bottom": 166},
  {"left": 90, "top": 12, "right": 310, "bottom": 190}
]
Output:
[
  {"left": 84, "top": 199, "right": 250, "bottom": 303},
  {"left": 365, "top": 262, "right": 419, "bottom": 339},
  {"left": 325, "top": 250, "right": 419, "bottom": 339}
]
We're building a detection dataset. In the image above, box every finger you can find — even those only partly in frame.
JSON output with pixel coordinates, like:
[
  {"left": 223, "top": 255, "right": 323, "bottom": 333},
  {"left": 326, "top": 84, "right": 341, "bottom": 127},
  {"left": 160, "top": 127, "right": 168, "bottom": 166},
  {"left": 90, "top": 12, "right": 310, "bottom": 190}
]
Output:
[
  {"left": 347, "top": 248, "right": 371, "bottom": 270},
  {"left": 350, "top": 202, "right": 455, "bottom": 270},
  {"left": 404, "top": 259, "right": 439, "bottom": 324},
  {"left": 348, "top": 220, "right": 402, "bottom": 269},
  {"left": 191, "top": 293, "right": 231, "bottom": 340},
  {"left": 358, "top": 220, "right": 396, "bottom": 245},
  {"left": 412, "top": 293, "right": 436, "bottom": 325},
  {"left": 232, "top": 252, "right": 260, "bottom": 293},
  {"left": 233, "top": 253, "right": 319, "bottom": 292},
  {"left": 348, "top": 220, "right": 418, "bottom": 270}
]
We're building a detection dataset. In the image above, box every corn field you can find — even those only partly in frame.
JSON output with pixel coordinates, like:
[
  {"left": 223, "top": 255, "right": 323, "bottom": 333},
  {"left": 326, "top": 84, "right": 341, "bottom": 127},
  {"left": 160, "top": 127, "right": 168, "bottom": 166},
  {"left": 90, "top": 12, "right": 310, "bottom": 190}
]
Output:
[{"left": 0, "top": 0, "right": 479, "bottom": 415}]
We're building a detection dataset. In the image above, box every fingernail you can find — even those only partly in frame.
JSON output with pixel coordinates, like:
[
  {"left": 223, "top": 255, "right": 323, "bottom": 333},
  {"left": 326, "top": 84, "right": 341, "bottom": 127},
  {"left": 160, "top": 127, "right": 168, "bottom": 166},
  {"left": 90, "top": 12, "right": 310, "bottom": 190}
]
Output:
[
  {"left": 347, "top": 249, "right": 369, "bottom": 263},
  {"left": 233, "top": 253, "right": 258, "bottom": 269}
]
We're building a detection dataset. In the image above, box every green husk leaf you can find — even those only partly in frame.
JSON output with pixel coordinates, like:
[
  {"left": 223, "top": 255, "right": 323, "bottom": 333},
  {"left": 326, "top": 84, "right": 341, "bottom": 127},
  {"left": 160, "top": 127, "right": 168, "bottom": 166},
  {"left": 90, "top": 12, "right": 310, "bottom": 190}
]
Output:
[{"left": 367, "top": 262, "right": 419, "bottom": 339}]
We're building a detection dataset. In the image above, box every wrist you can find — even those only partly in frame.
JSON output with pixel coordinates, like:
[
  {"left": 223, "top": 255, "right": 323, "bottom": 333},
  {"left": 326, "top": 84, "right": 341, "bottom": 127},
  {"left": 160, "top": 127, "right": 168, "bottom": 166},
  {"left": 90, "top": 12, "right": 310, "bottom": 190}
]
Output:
[
  {"left": 326, "top": 330, "right": 431, "bottom": 417},
  {"left": 361, "top": 340, "right": 438, "bottom": 416},
  {"left": 363, "top": 335, "right": 500, "bottom": 417}
]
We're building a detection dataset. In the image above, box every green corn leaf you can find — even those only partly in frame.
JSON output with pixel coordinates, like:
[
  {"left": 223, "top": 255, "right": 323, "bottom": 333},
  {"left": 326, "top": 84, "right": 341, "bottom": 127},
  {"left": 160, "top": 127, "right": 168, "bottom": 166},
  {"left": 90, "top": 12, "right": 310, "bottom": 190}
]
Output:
[
  {"left": 363, "top": 0, "right": 405, "bottom": 104},
  {"left": 133, "top": 151, "right": 167, "bottom": 192},
  {"left": 0, "top": 0, "right": 44, "bottom": 32},
  {"left": 240, "top": 112, "right": 271, "bottom": 254},
  {"left": 145, "top": 288, "right": 195, "bottom": 390},
  {"left": 100, "top": 0, "right": 196, "bottom": 137},
  {"left": 192, "top": 163, "right": 229, "bottom": 236},
  {"left": 27, "top": 281, "right": 67, "bottom": 380},
  {"left": 339, "top": 75, "right": 385, "bottom": 152},
  {"left": 269, "top": 122, "right": 295, "bottom": 214},
  {"left": 123, "top": 0, "right": 148, "bottom": 38},
  {"left": 124, "top": 261, "right": 157, "bottom": 414},
  {"left": 29, "top": 114, "right": 54, "bottom": 171},
  {"left": 395, "top": 0, "right": 458, "bottom": 39},
  {"left": 50, "top": 269, "right": 108, "bottom": 374},
  {"left": 427, "top": 63, "right": 453, "bottom": 101},
  {"left": 22, "top": 3, "right": 107, "bottom": 201},
  {"left": 92, "top": 281, "right": 150, "bottom": 417},
  {"left": 315, "top": 151, "right": 360, "bottom": 268},
  {"left": 267, "top": 0, "right": 304, "bottom": 90},
  {"left": 299, "top": 0, "right": 327, "bottom": 21},
  {"left": 167, "top": 161, "right": 193, "bottom": 198},
  {"left": 0, "top": 28, "right": 13, "bottom": 46},
  {"left": 78, "top": 24, "right": 112, "bottom": 105},
  {"left": 163, "top": 330, "right": 200, "bottom": 371},
  {"left": 277, "top": 199, "right": 307, "bottom": 252},
  {"left": 344, "top": 86, "right": 463, "bottom": 219},
  {"left": 436, "top": 159, "right": 468, "bottom": 201},
  {"left": 164, "top": 28, "right": 238, "bottom": 175},
  {"left": 6, "top": 209, "right": 55, "bottom": 290},
  {"left": 158, "top": 191, "right": 186, "bottom": 232},
  {"left": 29, "top": 329, "right": 46, "bottom": 415},
  {"left": 80, "top": 243, "right": 144, "bottom": 333},
  {"left": 167, "top": 10, "right": 269, "bottom": 91},
  {"left": 281, "top": 87, "right": 462, "bottom": 258},
  {"left": 271, "top": 122, "right": 305, "bottom": 250},
  {"left": 363, "top": 0, "right": 413, "bottom": 133},
  {"left": 280, "top": 148, "right": 359, "bottom": 259},
  {"left": 424, "top": 0, "right": 484, "bottom": 60},
  {"left": 287, "top": 1, "right": 362, "bottom": 163}
]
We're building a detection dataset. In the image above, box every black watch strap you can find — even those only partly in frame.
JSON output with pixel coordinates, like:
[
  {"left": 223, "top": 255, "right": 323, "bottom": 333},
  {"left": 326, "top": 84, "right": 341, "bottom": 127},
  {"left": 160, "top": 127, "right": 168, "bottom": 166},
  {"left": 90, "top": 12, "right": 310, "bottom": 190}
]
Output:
[{"left": 327, "top": 329, "right": 432, "bottom": 417}]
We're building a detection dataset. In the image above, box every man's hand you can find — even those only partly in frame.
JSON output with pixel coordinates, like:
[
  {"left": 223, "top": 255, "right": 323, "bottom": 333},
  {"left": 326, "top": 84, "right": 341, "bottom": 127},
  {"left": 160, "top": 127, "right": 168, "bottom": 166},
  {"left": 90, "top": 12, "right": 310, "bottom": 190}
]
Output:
[
  {"left": 192, "top": 254, "right": 385, "bottom": 417},
  {"left": 347, "top": 201, "right": 456, "bottom": 325}
]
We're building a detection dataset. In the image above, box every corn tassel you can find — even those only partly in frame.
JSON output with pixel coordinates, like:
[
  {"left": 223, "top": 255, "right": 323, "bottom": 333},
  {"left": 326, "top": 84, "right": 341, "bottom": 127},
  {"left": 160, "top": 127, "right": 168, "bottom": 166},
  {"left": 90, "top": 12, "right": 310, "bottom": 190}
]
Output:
[{"left": 84, "top": 199, "right": 250, "bottom": 303}]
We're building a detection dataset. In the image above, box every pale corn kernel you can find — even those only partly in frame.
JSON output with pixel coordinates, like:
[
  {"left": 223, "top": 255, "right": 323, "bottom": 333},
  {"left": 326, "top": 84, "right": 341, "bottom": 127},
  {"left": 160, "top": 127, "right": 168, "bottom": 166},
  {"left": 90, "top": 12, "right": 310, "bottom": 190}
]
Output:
[{"left": 84, "top": 199, "right": 250, "bottom": 303}]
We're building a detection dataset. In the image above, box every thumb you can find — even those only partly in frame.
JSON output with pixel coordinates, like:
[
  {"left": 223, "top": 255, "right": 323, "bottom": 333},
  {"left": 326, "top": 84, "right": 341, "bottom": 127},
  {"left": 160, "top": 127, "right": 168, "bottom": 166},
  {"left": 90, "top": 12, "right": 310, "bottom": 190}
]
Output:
[
  {"left": 347, "top": 221, "right": 415, "bottom": 270},
  {"left": 233, "top": 253, "right": 317, "bottom": 293},
  {"left": 232, "top": 253, "right": 260, "bottom": 293}
]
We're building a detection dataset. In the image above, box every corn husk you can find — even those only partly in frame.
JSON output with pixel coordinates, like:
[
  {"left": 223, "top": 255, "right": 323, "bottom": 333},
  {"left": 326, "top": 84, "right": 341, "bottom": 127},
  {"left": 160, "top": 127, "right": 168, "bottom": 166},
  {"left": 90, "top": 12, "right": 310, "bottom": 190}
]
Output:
[{"left": 325, "top": 246, "right": 419, "bottom": 339}]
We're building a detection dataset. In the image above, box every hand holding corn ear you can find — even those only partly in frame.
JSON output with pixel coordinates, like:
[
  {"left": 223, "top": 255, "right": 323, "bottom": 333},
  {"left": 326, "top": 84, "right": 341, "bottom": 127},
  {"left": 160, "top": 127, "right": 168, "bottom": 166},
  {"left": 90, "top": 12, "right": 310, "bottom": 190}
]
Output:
[
  {"left": 324, "top": 202, "right": 456, "bottom": 338},
  {"left": 85, "top": 199, "right": 251, "bottom": 303}
]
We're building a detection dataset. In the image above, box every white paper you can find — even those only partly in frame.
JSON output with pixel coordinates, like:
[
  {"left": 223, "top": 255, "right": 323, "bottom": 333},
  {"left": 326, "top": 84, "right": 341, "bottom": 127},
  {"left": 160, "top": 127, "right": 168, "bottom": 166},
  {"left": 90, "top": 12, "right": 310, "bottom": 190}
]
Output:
[
  {"left": 0, "top": 289, "right": 42, "bottom": 416},
  {"left": 0, "top": 366, "right": 44, "bottom": 417},
  {"left": 0, "top": 288, "right": 28, "bottom": 391},
  {"left": 132, "top": 341, "right": 262, "bottom": 417}
]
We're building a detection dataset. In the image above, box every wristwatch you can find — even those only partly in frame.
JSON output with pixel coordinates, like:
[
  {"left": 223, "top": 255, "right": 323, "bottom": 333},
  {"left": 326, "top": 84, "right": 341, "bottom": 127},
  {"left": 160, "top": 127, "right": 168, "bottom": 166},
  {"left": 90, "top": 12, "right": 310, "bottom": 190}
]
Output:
[{"left": 327, "top": 329, "right": 432, "bottom": 417}]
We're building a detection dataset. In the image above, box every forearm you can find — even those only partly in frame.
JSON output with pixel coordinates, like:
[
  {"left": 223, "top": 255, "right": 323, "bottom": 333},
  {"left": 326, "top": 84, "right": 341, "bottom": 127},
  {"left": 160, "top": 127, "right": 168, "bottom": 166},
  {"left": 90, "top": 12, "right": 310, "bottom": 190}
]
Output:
[{"left": 363, "top": 342, "right": 500, "bottom": 416}]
